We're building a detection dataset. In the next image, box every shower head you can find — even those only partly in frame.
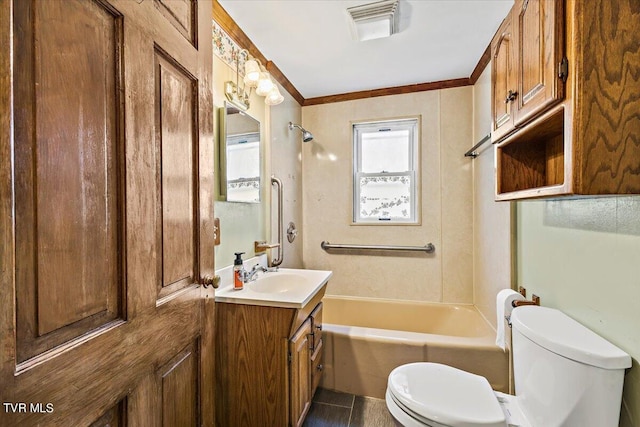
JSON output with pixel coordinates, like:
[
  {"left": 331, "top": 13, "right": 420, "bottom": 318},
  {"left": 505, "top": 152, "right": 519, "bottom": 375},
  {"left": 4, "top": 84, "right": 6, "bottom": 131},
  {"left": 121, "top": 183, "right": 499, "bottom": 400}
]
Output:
[
  {"left": 301, "top": 130, "right": 313, "bottom": 143},
  {"left": 288, "top": 122, "right": 314, "bottom": 142}
]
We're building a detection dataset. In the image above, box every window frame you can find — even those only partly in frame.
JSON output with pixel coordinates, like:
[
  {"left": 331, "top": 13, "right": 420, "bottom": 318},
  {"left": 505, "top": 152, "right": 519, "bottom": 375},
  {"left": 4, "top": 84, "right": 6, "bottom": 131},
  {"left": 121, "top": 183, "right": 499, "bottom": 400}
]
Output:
[{"left": 352, "top": 117, "right": 420, "bottom": 225}]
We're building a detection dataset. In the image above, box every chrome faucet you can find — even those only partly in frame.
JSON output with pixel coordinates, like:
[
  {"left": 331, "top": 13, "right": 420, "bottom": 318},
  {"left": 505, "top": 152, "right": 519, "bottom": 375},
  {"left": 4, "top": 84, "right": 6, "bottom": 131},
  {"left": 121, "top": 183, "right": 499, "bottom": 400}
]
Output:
[{"left": 243, "top": 264, "right": 268, "bottom": 283}]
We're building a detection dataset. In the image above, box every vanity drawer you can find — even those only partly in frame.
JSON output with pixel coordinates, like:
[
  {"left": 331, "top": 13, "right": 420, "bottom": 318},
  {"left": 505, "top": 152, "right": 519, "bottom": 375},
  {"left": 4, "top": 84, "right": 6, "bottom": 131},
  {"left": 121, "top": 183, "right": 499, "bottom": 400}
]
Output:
[
  {"left": 311, "top": 339, "right": 323, "bottom": 395},
  {"left": 310, "top": 302, "right": 323, "bottom": 352}
]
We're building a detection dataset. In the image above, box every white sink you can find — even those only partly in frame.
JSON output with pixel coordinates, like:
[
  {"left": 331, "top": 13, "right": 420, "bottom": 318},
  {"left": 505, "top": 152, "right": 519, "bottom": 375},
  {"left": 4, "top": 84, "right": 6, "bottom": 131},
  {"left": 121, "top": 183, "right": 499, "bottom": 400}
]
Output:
[
  {"left": 215, "top": 268, "right": 332, "bottom": 308},
  {"left": 250, "top": 272, "right": 307, "bottom": 293}
]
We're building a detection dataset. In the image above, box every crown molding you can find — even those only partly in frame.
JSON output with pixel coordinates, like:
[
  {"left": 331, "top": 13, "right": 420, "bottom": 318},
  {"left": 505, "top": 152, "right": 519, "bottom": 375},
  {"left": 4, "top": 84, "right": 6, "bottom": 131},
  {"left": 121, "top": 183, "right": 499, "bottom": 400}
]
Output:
[
  {"left": 302, "top": 78, "right": 471, "bottom": 106},
  {"left": 265, "top": 61, "right": 305, "bottom": 106},
  {"left": 469, "top": 43, "right": 492, "bottom": 85}
]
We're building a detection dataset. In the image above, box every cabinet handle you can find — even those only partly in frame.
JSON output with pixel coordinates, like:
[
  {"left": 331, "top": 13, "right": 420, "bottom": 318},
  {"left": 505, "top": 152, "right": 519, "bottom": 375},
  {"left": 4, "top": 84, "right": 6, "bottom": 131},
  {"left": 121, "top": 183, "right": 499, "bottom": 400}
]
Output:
[
  {"left": 315, "top": 324, "right": 322, "bottom": 331},
  {"left": 504, "top": 90, "right": 518, "bottom": 103},
  {"left": 202, "top": 275, "right": 220, "bottom": 288}
]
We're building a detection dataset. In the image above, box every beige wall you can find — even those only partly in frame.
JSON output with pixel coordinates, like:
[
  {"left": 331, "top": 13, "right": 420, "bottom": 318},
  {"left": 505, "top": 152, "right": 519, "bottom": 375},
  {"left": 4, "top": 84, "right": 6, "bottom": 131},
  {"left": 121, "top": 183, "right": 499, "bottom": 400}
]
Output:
[
  {"left": 517, "top": 198, "right": 640, "bottom": 427},
  {"left": 472, "top": 65, "right": 513, "bottom": 328},
  {"left": 213, "top": 53, "right": 303, "bottom": 268},
  {"left": 301, "top": 87, "right": 473, "bottom": 302},
  {"left": 267, "top": 85, "right": 304, "bottom": 268}
]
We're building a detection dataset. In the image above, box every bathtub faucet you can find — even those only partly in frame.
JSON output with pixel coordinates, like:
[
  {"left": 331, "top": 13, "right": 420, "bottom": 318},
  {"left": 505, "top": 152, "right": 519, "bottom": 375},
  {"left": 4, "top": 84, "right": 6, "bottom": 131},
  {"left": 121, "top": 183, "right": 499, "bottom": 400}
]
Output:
[{"left": 243, "top": 264, "right": 268, "bottom": 283}]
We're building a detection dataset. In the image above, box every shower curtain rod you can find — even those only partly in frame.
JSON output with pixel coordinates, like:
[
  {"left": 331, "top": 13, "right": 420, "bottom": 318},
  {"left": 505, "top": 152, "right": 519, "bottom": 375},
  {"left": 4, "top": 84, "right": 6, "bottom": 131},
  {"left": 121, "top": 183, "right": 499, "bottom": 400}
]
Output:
[{"left": 464, "top": 133, "right": 492, "bottom": 159}]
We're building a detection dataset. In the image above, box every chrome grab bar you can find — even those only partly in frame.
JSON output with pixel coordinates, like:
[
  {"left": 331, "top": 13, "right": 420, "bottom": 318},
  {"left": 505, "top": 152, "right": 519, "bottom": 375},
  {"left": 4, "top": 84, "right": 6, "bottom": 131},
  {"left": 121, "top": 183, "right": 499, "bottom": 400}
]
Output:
[
  {"left": 270, "top": 176, "right": 284, "bottom": 266},
  {"left": 320, "top": 241, "right": 435, "bottom": 254}
]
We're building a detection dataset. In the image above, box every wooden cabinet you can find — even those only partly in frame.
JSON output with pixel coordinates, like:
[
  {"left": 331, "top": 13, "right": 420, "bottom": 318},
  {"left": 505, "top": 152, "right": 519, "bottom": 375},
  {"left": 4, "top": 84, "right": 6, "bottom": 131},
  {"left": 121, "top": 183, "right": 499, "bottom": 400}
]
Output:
[
  {"left": 290, "top": 319, "right": 312, "bottom": 427},
  {"left": 494, "top": 0, "right": 640, "bottom": 199},
  {"left": 513, "top": 0, "right": 565, "bottom": 125},
  {"left": 491, "top": 15, "right": 517, "bottom": 142},
  {"left": 289, "top": 303, "right": 323, "bottom": 427},
  {"left": 215, "top": 293, "right": 325, "bottom": 427},
  {"left": 492, "top": 0, "right": 565, "bottom": 143},
  {"left": 310, "top": 302, "right": 324, "bottom": 394}
]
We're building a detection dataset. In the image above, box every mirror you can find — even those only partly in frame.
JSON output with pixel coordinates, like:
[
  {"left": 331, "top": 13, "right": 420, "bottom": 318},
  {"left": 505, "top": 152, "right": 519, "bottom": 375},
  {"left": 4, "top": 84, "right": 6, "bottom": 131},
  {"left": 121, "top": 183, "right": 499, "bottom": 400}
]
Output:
[{"left": 218, "top": 102, "right": 261, "bottom": 203}]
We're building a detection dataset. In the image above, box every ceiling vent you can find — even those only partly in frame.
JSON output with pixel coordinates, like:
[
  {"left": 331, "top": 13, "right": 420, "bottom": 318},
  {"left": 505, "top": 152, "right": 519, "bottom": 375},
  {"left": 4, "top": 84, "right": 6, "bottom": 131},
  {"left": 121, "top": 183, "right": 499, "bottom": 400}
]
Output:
[{"left": 347, "top": 0, "right": 399, "bottom": 42}]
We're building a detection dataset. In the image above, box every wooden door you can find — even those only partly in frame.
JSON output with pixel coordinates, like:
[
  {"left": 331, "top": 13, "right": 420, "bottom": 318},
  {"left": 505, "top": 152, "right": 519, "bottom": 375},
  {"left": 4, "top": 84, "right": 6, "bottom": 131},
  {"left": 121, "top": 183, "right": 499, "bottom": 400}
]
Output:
[
  {"left": 491, "top": 15, "right": 517, "bottom": 143},
  {"left": 289, "top": 319, "right": 312, "bottom": 427},
  {"left": 513, "top": 0, "right": 565, "bottom": 126},
  {"left": 0, "top": 0, "right": 215, "bottom": 425}
]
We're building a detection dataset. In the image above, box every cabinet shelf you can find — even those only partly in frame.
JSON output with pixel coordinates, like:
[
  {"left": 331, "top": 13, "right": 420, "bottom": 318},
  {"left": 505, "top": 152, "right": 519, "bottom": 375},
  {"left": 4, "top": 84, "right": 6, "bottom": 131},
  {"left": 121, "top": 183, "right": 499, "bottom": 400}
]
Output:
[{"left": 496, "top": 106, "right": 568, "bottom": 199}]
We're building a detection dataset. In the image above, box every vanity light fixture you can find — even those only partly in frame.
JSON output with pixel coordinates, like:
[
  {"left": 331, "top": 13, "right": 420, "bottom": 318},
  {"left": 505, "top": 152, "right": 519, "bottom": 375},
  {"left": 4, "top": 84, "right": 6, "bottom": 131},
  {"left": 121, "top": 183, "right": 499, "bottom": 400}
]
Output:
[{"left": 225, "top": 49, "right": 284, "bottom": 110}]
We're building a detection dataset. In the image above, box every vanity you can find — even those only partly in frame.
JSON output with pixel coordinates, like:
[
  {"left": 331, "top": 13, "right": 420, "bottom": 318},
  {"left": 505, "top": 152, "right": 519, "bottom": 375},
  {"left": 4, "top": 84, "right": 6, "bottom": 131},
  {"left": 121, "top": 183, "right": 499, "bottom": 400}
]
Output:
[{"left": 214, "top": 269, "right": 332, "bottom": 427}]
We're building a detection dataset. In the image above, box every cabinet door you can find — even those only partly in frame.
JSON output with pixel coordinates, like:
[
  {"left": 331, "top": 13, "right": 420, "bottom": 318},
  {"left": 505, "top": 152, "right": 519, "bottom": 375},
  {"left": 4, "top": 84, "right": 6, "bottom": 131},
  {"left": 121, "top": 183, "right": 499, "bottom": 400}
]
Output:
[
  {"left": 311, "top": 340, "right": 324, "bottom": 397},
  {"left": 310, "top": 302, "right": 323, "bottom": 351},
  {"left": 0, "top": 0, "right": 215, "bottom": 425},
  {"left": 290, "top": 318, "right": 312, "bottom": 427},
  {"left": 491, "top": 16, "right": 517, "bottom": 142},
  {"left": 513, "top": 0, "right": 565, "bottom": 125}
]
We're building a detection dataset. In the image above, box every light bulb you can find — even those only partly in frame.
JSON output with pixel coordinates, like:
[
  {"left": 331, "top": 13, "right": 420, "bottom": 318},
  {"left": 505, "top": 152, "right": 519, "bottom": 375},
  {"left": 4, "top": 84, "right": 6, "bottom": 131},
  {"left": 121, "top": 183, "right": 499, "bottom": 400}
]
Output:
[
  {"left": 243, "top": 59, "right": 260, "bottom": 88},
  {"left": 256, "top": 72, "right": 275, "bottom": 96},
  {"left": 265, "top": 85, "right": 284, "bottom": 105}
]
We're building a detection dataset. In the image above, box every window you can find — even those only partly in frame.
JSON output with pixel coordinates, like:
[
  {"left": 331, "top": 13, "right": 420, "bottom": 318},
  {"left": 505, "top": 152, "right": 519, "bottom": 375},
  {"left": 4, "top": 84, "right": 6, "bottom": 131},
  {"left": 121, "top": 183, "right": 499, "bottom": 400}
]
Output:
[{"left": 353, "top": 118, "right": 419, "bottom": 224}]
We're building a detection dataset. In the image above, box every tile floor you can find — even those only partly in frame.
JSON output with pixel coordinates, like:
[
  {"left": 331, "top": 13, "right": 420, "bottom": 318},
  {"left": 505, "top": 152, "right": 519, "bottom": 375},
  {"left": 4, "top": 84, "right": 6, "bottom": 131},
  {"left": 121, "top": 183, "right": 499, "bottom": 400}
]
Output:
[{"left": 303, "top": 388, "right": 401, "bottom": 427}]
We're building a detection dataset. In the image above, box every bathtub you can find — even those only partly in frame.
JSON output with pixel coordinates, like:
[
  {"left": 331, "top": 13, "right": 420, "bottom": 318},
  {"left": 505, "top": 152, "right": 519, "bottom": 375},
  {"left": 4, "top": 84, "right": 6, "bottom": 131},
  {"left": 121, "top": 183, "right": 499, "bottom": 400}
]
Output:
[{"left": 320, "top": 295, "right": 509, "bottom": 399}]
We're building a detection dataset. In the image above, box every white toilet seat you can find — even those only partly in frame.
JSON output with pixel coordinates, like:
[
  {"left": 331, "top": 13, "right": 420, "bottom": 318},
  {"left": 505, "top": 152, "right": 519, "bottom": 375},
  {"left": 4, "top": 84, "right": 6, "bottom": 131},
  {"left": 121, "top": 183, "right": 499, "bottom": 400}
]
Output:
[
  {"left": 386, "top": 362, "right": 507, "bottom": 427},
  {"left": 386, "top": 388, "right": 450, "bottom": 427}
]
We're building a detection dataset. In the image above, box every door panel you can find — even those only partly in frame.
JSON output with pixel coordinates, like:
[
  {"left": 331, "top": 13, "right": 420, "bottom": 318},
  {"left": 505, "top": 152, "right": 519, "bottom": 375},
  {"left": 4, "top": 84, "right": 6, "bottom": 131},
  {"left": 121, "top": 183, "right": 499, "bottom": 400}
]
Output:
[
  {"left": 154, "top": 0, "right": 198, "bottom": 47},
  {"left": 491, "top": 16, "right": 516, "bottom": 142},
  {"left": 0, "top": 0, "right": 215, "bottom": 425},
  {"left": 90, "top": 401, "right": 127, "bottom": 427},
  {"left": 155, "top": 49, "right": 199, "bottom": 299},
  {"left": 519, "top": 0, "right": 543, "bottom": 102},
  {"left": 13, "top": 0, "right": 125, "bottom": 364},
  {"left": 160, "top": 342, "right": 200, "bottom": 427},
  {"left": 514, "top": 0, "right": 565, "bottom": 125}
]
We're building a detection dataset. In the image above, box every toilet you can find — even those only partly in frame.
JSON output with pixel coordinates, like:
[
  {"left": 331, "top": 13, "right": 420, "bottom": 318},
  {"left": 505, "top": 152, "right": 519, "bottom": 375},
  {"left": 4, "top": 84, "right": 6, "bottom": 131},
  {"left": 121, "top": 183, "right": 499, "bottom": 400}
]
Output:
[{"left": 385, "top": 306, "right": 631, "bottom": 427}]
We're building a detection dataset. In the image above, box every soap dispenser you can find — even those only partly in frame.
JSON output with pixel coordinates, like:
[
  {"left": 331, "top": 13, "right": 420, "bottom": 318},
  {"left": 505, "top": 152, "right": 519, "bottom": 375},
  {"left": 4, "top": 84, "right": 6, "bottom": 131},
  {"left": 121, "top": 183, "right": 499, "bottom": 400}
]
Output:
[{"left": 233, "top": 252, "right": 245, "bottom": 290}]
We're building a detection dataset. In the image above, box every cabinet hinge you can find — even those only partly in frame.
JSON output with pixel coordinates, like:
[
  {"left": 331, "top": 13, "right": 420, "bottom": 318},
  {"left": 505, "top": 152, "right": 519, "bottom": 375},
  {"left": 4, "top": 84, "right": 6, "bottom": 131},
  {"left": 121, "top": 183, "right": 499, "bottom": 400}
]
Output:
[
  {"left": 558, "top": 57, "right": 569, "bottom": 83},
  {"left": 288, "top": 351, "right": 292, "bottom": 364}
]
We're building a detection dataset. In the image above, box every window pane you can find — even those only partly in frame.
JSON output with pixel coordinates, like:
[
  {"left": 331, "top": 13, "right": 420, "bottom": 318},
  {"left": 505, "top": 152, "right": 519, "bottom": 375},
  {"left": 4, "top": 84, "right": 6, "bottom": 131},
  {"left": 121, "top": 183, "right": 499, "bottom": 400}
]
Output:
[
  {"left": 361, "top": 130, "right": 409, "bottom": 173},
  {"left": 358, "top": 174, "right": 411, "bottom": 220},
  {"left": 353, "top": 118, "right": 418, "bottom": 224}
]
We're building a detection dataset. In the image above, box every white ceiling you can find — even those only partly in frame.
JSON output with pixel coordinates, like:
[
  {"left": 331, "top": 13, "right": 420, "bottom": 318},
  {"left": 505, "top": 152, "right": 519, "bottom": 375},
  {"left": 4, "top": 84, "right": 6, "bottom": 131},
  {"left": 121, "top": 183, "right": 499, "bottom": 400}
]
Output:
[{"left": 218, "top": 0, "right": 513, "bottom": 99}]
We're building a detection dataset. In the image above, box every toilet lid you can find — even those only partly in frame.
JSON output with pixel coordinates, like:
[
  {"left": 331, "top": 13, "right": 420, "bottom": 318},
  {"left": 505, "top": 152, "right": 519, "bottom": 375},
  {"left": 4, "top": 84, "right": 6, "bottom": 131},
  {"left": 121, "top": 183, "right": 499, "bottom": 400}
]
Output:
[{"left": 387, "top": 363, "right": 506, "bottom": 427}]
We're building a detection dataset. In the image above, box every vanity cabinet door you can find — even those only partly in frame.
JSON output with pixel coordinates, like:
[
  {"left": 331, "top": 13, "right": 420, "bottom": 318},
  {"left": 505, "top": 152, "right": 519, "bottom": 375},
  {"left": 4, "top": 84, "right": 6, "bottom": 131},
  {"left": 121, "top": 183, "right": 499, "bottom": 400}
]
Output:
[
  {"left": 310, "top": 302, "right": 323, "bottom": 351},
  {"left": 290, "top": 318, "right": 312, "bottom": 427},
  {"left": 311, "top": 340, "right": 324, "bottom": 396},
  {"left": 491, "top": 15, "right": 517, "bottom": 142},
  {"left": 513, "top": 0, "right": 565, "bottom": 126},
  {"left": 309, "top": 302, "right": 323, "bottom": 397}
]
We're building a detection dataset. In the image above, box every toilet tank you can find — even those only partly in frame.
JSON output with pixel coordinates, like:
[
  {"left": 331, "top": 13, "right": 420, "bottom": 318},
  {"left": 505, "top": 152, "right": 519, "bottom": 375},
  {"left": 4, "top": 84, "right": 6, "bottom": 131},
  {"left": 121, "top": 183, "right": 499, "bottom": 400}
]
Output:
[{"left": 511, "top": 306, "right": 631, "bottom": 427}]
